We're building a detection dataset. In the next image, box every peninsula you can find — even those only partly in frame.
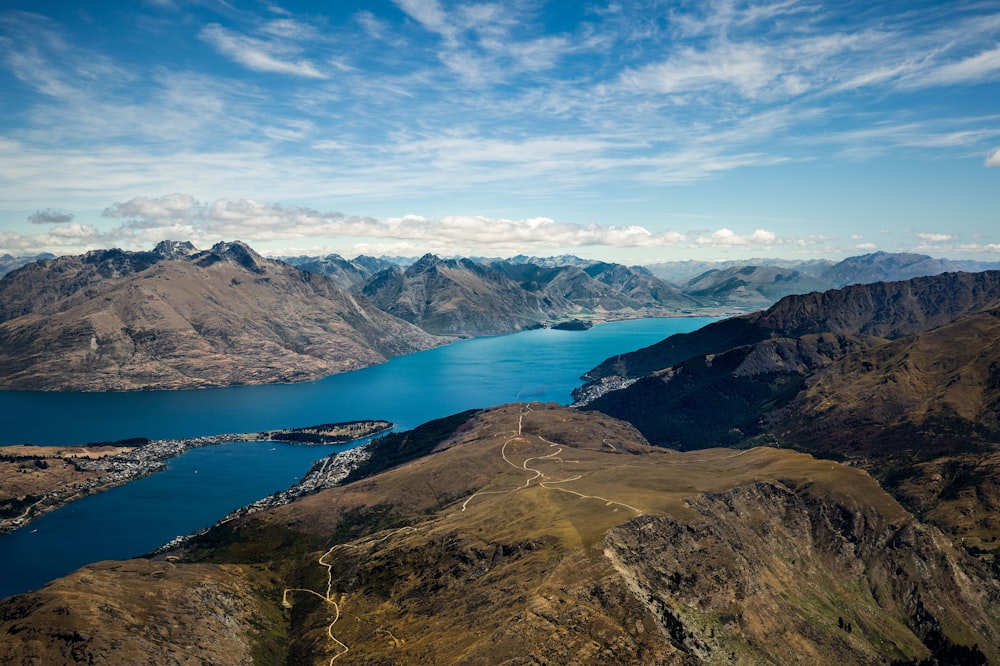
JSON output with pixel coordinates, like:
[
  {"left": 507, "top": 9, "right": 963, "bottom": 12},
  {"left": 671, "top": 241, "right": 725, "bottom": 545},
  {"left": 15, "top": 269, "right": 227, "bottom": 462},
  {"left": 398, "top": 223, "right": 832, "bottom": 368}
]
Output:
[{"left": 0, "top": 420, "right": 391, "bottom": 534}]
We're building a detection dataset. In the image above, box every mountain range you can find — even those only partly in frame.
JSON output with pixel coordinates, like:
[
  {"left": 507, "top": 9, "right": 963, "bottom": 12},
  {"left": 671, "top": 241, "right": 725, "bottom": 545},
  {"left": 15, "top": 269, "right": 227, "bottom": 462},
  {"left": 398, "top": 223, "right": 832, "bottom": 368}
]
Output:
[
  {"left": 0, "top": 241, "right": 441, "bottom": 391},
  {"left": 2, "top": 256, "right": 1000, "bottom": 662}
]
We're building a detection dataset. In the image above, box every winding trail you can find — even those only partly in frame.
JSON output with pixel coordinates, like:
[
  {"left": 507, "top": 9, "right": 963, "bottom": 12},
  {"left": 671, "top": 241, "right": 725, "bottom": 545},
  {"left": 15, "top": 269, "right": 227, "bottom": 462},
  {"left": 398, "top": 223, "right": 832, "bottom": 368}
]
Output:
[
  {"left": 282, "top": 527, "right": 416, "bottom": 664},
  {"left": 462, "top": 406, "right": 642, "bottom": 516},
  {"left": 287, "top": 404, "right": 648, "bottom": 663}
]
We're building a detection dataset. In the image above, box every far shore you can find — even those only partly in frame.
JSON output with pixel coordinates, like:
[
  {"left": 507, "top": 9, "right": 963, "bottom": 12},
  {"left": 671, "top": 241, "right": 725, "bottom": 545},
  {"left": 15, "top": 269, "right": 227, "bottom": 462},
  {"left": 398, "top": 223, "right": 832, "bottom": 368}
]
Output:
[{"left": 0, "top": 420, "right": 392, "bottom": 535}]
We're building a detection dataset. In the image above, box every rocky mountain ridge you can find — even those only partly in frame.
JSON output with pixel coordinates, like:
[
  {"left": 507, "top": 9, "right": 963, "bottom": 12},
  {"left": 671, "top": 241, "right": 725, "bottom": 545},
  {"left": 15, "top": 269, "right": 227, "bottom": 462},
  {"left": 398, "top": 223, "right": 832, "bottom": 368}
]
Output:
[
  {"left": 0, "top": 404, "right": 996, "bottom": 664},
  {"left": 578, "top": 269, "right": 1000, "bottom": 576},
  {"left": 0, "top": 241, "right": 442, "bottom": 391}
]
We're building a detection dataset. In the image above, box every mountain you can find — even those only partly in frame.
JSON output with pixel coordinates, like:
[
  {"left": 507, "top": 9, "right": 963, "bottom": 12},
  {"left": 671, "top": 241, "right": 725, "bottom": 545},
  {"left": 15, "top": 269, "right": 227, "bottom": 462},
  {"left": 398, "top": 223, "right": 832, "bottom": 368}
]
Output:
[
  {"left": 357, "top": 254, "right": 703, "bottom": 337},
  {"left": 494, "top": 261, "right": 703, "bottom": 313},
  {"left": 578, "top": 270, "right": 1000, "bottom": 569},
  {"left": 583, "top": 270, "right": 1000, "bottom": 384},
  {"left": 646, "top": 257, "right": 836, "bottom": 285},
  {"left": 279, "top": 253, "right": 398, "bottom": 291},
  {"left": 682, "top": 265, "right": 830, "bottom": 309},
  {"left": 359, "top": 254, "right": 562, "bottom": 336},
  {"left": 0, "top": 241, "right": 442, "bottom": 391},
  {"left": 1, "top": 403, "right": 996, "bottom": 664},
  {"left": 645, "top": 253, "right": 1000, "bottom": 309},
  {"left": 0, "top": 252, "right": 56, "bottom": 279},
  {"left": 820, "top": 251, "right": 1000, "bottom": 288}
]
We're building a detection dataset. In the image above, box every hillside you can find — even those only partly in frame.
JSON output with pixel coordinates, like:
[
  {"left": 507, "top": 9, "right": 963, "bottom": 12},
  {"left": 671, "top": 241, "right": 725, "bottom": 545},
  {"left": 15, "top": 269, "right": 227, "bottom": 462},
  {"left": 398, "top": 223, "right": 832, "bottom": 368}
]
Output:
[
  {"left": 1, "top": 404, "right": 996, "bottom": 665},
  {"left": 682, "top": 265, "right": 830, "bottom": 309},
  {"left": 583, "top": 270, "right": 1000, "bottom": 383},
  {"left": 359, "top": 254, "right": 562, "bottom": 336},
  {"left": 0, "top": 241, "right": 443, "bottom": 391},
  {"left": 358, "top": 254, "right": 702, "bottom": 337},
  {"left": 578, "top": 270, "right": 1000, "bottom": 567}
]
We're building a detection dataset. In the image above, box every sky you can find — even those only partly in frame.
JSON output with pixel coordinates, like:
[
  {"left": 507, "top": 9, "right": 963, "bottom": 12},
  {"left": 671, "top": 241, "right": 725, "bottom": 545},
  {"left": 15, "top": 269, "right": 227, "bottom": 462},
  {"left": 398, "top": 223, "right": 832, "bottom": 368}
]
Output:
[{"left": 0, "top": 0, "right": 998, "bottom": 264}]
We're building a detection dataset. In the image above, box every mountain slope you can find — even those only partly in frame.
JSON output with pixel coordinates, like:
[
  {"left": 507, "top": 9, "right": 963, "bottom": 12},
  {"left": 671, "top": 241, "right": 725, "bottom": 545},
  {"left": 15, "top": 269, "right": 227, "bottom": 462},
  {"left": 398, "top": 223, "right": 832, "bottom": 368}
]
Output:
[
  {"left": 584, "top": 270, "right": 1000, "bottom": 383},
  {"left": 578, "top": 270, "right": 1000, "bottom": 567},
  {"left": 360, "top": 254, "right": 560, "bottom": 336},
  {"left": 682, "top": 265, "right": 830, "bottom": 308},
  {"left": 0, "top": 241, "right": 442, "bottom": 391},
  {"left": 580, "top": 271, "right": 1000, "bottom": 452},
  {"left": 0, "top": 404, "right": 995, "bottom": 664}
]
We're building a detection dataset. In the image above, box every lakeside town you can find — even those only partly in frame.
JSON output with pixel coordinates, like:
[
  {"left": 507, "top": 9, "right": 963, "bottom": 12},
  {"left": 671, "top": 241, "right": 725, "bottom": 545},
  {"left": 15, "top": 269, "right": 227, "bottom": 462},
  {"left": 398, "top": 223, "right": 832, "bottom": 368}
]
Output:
[{"left": 0, "top": 420, "right": 392, "bottom": 535}]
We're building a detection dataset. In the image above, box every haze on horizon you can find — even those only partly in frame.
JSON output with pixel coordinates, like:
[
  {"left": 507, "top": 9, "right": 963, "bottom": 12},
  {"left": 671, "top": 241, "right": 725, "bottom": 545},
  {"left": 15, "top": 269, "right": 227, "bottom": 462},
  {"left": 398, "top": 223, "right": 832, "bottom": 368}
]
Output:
[{"left": 1, "top": 0, "right": 998, "bottom": 264}]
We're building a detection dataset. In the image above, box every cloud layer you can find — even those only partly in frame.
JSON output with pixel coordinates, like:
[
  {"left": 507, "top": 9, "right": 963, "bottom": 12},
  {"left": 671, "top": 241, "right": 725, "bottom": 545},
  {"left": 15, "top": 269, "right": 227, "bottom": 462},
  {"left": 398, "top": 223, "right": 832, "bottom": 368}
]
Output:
[
  {"left": 0, "top": 1, "right": 998, "bottom": 259},
  {"left": 92, "top": 194, "right": 785, "bottom": 256}
]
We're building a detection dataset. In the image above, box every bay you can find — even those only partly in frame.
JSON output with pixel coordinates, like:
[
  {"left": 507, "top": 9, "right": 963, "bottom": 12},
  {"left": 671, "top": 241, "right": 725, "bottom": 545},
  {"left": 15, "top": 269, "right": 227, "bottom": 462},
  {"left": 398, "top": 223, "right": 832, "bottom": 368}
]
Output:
[{"left": 0, "top": 317, "right": 713, "bottom": 597}]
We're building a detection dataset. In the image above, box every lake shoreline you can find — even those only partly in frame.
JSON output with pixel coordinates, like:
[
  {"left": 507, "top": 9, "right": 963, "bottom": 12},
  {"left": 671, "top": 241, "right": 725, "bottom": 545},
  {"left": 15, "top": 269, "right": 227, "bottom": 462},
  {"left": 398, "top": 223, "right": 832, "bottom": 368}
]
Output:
[{"left": 0, "top": 420, "right": 391, "bottom": 535}]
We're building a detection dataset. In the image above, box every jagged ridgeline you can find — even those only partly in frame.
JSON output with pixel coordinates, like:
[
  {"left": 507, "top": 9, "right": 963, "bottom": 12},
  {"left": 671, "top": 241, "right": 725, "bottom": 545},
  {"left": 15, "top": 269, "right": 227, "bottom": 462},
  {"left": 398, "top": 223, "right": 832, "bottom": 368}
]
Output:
[
  {"left": 0, "top": 241, "right": 443, "bottom": 390},
  {"left": 578, "top": 269, "right": 1000, "bottom": 623},
  {"left": 4, "top": 241, "right": 998, "bottom": 391},
  {"left": 0, "top": 404, "right": 995, "bottom": 664}
]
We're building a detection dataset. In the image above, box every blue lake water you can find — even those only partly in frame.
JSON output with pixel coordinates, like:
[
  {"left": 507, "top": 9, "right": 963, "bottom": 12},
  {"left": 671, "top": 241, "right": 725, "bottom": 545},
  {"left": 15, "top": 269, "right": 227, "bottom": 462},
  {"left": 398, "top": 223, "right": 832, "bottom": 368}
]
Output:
[{"left": 0, "top": 317, "right": 712, "bottom": 598}]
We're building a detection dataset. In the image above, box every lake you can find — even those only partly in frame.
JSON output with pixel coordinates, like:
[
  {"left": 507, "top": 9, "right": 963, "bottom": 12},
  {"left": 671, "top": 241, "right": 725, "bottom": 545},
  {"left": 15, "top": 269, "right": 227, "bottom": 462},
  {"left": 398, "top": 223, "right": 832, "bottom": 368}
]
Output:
[{"left": 0, "top": 317, "right": 712, "bottom": 597}]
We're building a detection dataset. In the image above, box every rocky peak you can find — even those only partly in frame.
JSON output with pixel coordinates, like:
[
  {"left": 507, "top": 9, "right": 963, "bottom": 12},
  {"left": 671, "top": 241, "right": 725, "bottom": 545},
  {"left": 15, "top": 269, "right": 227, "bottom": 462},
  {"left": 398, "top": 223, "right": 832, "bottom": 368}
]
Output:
[
  {"left": 195, "top": 240, "right": 268, "bottom": 274},
  {"left": 152, "top": 240, "right": 198, "bottom": 260},
  {"left": 408, "top": 253, "right": 442, "bottom": 273}
]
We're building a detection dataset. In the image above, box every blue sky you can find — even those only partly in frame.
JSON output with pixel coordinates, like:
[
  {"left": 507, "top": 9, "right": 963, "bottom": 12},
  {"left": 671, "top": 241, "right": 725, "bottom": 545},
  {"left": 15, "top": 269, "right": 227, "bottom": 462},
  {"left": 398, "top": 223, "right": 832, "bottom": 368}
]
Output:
[{"left": 1, "top": 0, "right": 998, "bottom": 263}]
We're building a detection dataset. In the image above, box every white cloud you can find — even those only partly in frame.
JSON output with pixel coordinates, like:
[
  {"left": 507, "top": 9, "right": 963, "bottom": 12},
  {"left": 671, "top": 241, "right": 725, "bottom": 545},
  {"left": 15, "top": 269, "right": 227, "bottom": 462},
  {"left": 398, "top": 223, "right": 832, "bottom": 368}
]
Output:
[
  {"left": 28, "top": 208, "right": 74, "bottom": 224},
  {"left": 98, "top": 194, "right": 695, "bottom": 253},
  {"left": 393, "top": 0, "right": 455, "bottom": 43},
  {"left": 622, "top": 43, "right": 778, "bottom": 98},
  {"left": 199, "top": 24, "right": 326, "bottom": 78},
  {"left": 48, "top": 222, "right": 99, "bottom": 239},
  {"left": 987, "top": 147, "right": 1000, "bottom": 167},
  {"left": 694, "top": 228, "right": 779, "bottom": 247},
  {"left": 906, "top": 45, "right": 1000, "bottom": 89},
  {"left": 916, "top": 232, "right": 957, "bottom": 242}
]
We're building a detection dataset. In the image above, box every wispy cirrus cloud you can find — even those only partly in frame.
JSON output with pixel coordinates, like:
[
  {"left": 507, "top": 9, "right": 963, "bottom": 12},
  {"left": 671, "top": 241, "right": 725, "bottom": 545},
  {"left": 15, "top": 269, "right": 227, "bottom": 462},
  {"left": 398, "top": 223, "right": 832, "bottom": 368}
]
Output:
[{"left": 199, "top": 23, "right": 326, "bottom": 78}]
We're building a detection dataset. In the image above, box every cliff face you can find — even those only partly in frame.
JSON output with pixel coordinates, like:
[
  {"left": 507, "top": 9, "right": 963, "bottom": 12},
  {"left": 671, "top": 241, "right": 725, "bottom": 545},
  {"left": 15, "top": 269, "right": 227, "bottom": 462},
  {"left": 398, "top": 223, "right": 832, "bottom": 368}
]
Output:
[
  {"left": 0, "top": 405, "right": 995, "bottom": 664},
  {"left": 0, "top": 241, "right": 443, "bottom": 391},
  {"left": 607, "top": 480, "right": 999, "bottom": 665},
  {"left": 578, "top": 270, "right": 1000, "bottom": 579}
]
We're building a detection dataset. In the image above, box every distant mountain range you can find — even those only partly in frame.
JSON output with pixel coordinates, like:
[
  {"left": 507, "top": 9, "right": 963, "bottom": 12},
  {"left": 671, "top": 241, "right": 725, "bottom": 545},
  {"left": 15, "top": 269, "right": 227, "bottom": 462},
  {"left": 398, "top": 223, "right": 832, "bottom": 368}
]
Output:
[
  {"left": 290, "top": 252, "right": 705, "bottom": 336},
  {"left": 286, "top": 248, "right": 1000, "bottom": 312},
  {"left": 4, "top": 242, "right": 1000, "bottom": 391},
  {"left": 0, "top": 241, "right": 441, "bottom": 391}
]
